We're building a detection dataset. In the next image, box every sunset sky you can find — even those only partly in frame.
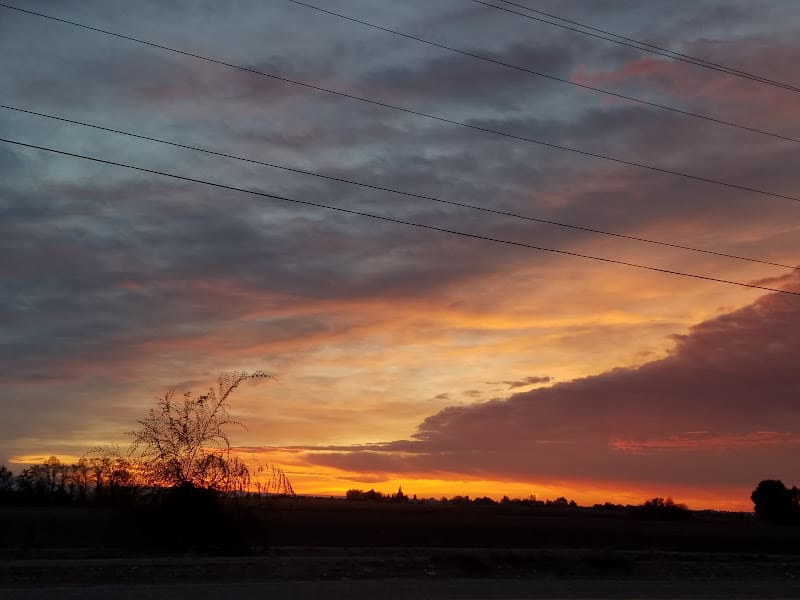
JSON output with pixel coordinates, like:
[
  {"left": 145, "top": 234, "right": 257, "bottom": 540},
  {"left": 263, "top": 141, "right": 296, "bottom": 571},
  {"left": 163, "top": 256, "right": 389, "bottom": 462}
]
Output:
[{"left": 2, "top": 0, "right": 799, "bottom": 511}]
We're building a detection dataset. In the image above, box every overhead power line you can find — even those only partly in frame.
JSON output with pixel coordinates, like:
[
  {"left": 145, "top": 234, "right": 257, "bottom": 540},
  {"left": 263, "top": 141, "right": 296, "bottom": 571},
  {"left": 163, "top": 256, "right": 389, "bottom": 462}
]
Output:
[
  {"left": 285, "top": 0, "right": 800, "bottom": 145},
  {"left": 2, "top": 3, "right": 799, "bottom": 204},
  {"left": 1, "top": 136, "right": 797, "bottom": 298},
  {"left": 473, "top": 0, "right": 800, "bottom": 94},
  {"left": 4, "top": 103, "right": 794, "bottom": 271}
]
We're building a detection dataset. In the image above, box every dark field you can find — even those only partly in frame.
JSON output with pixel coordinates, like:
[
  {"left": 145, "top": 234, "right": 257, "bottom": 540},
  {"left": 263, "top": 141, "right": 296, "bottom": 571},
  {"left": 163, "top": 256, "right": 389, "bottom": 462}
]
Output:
[
  {"left": 3, "top": 497, "right": 796, "bottom": 555},
  {"left": 3, "top": 498, "right": 800, "bottom": 588},
  {"left": 252, "top": 498, "right": 798, "bottom": 552}
]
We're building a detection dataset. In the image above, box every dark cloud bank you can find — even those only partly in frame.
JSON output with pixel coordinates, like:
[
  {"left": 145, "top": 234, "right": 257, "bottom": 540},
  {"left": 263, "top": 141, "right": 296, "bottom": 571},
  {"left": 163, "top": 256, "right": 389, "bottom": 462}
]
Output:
[{"left": 306, "top": 274, "right": 800, "bottom": 489}]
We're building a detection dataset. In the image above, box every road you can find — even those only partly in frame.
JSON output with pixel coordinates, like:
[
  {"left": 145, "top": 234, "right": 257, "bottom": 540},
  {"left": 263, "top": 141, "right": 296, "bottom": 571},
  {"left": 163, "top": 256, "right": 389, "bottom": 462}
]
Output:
[{"left": 4, "top": 579, "right": 800, "bottom": 599}]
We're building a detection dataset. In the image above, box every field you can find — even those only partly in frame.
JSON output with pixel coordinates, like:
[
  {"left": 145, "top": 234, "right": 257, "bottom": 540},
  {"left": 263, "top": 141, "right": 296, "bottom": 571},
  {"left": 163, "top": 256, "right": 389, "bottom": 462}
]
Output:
[
  {"left": 2, "top": 497, "right": 799, "bottom": 555},
  {"left": 250, "top": 497, "right": 795, "bottom": 552},
  {"left": 3, "top": 496, "right": 800, "bottom": 588}
]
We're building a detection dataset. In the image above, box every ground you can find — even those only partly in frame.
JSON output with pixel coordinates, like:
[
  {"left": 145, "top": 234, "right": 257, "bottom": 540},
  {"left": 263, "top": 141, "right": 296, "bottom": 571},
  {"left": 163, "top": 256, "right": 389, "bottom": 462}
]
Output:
[{"left": 2, "top": 498, "right": 799, "bottom": 598}]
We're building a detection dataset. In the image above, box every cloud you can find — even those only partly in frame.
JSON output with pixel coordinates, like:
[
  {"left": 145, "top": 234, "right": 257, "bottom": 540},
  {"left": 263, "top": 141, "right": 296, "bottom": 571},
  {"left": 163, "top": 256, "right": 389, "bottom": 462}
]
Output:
[
  {"left": 748, "top": 272, "right": 797, "bottom": 289},
  {"left": 3, "top": 0, "right": 800, "bottom": 488},
  {"left": 304, "top": 273, "right": 800, "bottom": 489},
  {"left": 487, "top": 376, "right": 552, "bottom": 389},
  {"left": 361, "top": 39, "right": 580, "bottom": 109}
]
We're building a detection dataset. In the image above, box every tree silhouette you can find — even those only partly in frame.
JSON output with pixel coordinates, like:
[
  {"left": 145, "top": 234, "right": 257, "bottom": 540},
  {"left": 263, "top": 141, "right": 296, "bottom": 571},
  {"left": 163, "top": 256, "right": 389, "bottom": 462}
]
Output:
[
  {"left": 751, "top": 480, "right": 799, "bottom": 523},
  {"left": 346, "top": 488, "right": 384, "bottom": 501},
  {"left": 0, "top": 465, "right": 13, "bottom": 500},
  {"left": 130, "top": 371, "right": 273, "bottom": 492},
  {"left": 81, "top": 446, "right": 134, "bottom": 500}
]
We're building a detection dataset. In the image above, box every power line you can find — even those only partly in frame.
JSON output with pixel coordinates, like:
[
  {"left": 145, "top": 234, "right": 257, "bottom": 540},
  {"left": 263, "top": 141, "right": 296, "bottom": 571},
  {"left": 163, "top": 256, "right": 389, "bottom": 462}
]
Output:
[
  {"left": 1, "top": 135, "right": 797, "bottom": 298},
  {"left": 285, "top": 0, "right": 800, "bottom": 145},
  {"left": 474, "top": 0, "right": 800, "bottom": 94},
  {"left": 4, "top": 103, "right": 794, "bottom": 271},
  {"left": 2, "top": 2, "right": 799, "bottom": 204}
]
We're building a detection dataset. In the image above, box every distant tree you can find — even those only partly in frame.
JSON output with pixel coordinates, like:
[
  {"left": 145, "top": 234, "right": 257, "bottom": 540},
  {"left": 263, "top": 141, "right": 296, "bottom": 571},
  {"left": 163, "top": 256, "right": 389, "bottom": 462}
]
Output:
[
  {"left": 0, "top": 465, "right": 13, "bottom": 501},
  {"left": 81, "top": 446, "right": 134, "bottom": 500},
  {"left": 15, "top": 461, "right": 61, "bottom": 502},
  {"left": 41, "top": 456, "right": 62, "bottom": 496},
  {"left": 0, "top": 465, "right": 12, "bottom": 490},
  {"left": 643, "top": 497, "right": 687, "bottom": 510},
  {"left": 472, "top": 496, "right": 497, "bottom": 506},
  {"left": 751, "top": 480, "right": 799, "bottom": 524},
  {"left": 69, "top": 458, "right": 90, "bottom": 500},
  {"left": 130, "top": 371, "right": 275, "bottom": 492},
  {"left": 346, "top": 488, "right": 384, "bottom": 501},
  {"left": 635, "top": 497, "right": 691, "bottom": 521},
  {"left": 594, "top": 502, "right": 624, "bottom": 511}
]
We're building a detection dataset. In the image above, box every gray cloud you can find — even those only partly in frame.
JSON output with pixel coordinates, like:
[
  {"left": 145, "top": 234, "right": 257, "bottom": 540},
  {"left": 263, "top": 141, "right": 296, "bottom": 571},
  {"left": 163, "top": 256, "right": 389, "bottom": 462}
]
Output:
[{"left": 2, "top": 0, "right": 800, "bottom": 471}]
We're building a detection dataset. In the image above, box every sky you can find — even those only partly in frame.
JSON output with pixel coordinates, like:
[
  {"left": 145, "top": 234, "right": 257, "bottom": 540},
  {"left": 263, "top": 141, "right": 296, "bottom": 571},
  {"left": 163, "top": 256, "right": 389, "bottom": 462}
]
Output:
[{"left": 1, "top": 0, "right": 799, "bottom": 511}]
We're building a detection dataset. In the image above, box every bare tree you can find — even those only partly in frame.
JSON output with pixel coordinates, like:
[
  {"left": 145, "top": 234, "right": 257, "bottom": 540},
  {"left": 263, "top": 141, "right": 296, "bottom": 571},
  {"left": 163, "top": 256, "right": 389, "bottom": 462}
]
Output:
[
  {"left": 130, "top": 371, "right": 276, "bottom": 492},
  {"left": 69, "top": 458, "right": 90, "bottom": 499},
  {"left": 81, "top": 445, "right": 133, "bottom": 497}
]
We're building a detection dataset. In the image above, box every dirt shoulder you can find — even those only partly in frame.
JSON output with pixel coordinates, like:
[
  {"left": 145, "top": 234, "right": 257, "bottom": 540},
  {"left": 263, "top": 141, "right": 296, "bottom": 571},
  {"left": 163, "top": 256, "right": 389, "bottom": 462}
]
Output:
[{"left": 3, "top": 547, "right": 800, "bottom": 587}]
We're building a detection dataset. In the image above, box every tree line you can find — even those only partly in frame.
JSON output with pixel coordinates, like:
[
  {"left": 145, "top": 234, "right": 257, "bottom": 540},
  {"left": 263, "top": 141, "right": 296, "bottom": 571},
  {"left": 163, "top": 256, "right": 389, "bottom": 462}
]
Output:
[
  {"left": 0, "top": 371, "right": 293, "bottom": 505},
  {"left": 344, "top": 488, "right": 696, "bottom": 517},
  {"left": 0, "top": 450, "right": 133, "bottom": 505},
  {"left": 343, "top": 485, "right": 800, "bottom": 524}
]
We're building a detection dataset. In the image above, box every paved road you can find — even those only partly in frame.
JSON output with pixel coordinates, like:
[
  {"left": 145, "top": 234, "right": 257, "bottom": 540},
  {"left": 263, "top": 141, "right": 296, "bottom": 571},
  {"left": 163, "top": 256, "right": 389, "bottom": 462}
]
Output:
[{"left": 4, "top": 579, "right": 800, "bottom": 599}]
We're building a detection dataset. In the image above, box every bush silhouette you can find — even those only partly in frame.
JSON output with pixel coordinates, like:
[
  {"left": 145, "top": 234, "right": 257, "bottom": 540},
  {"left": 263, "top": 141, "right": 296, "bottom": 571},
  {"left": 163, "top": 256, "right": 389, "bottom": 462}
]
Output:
[{"left": 632, "top": 497, "right": 691, "bottom": 521}]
